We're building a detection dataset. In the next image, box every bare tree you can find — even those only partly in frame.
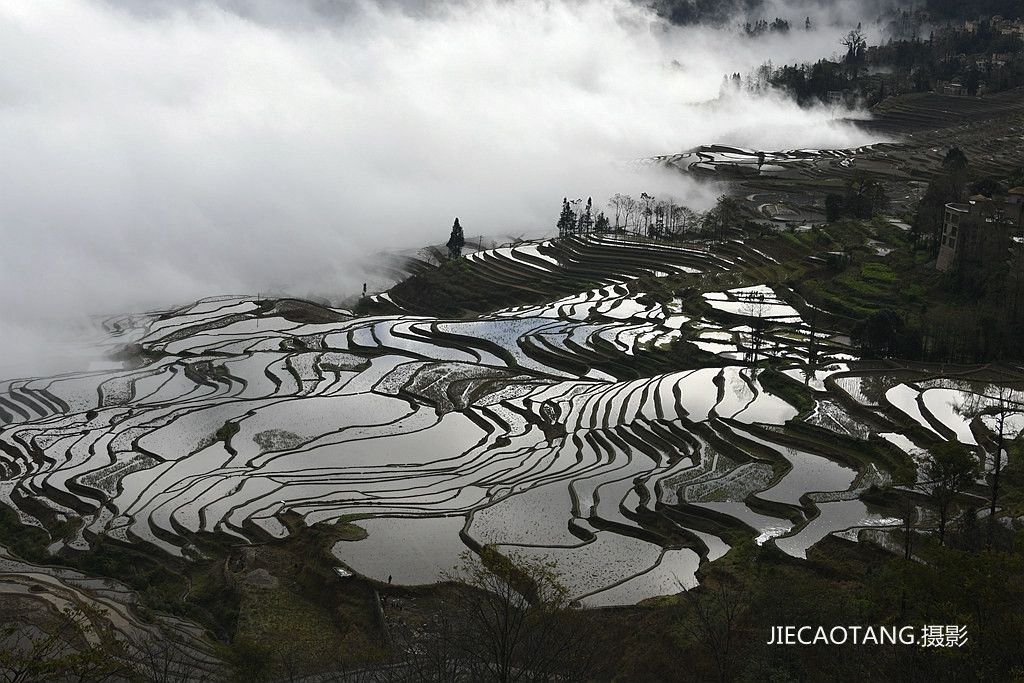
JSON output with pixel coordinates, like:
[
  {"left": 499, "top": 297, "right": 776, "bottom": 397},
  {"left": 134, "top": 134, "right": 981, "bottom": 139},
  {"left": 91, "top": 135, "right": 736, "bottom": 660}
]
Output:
[
  {"left": 395, "top": 609, "right": 462, "bottom": 683},
  {"left": 977, "top": 379, "right": 1024, "bottom": 547},
  {"left": 897, "top": 495, "right": 917, "bottom": 562},
  {"left": 678, "top": 574, "right": 748, "bottom": 683},
  {"left": 0, "top": 605, "right": 137, "bottom": 683},
  {"left": 622, "top": 195, "right": 639, "bottom": 233},
  {"left": 921, "top": 441, "right": 979, "bottom": 546},
  {"left": 740, "top": 290, "right": 770, "bottom": 362},
  {"left": 806, "top": 308, "right": 818, "bottom": 365},
  {"left": 127, "top": 633, "right": 219, "bottom": 683},
  {"left": 432, "top": 548, "right": 602, "bottom": 683},
  {"left": 676, "top": 206, "right": 701, "bottom": 236},
  {"left": 840, "top": 27, "right": 866, "bottom": 66},
  {"left": 608, "top": 194, "right": 629, "bottom": 230},
  {"left": 950, "top": 378, "right": 1024, "bottom": 547}
]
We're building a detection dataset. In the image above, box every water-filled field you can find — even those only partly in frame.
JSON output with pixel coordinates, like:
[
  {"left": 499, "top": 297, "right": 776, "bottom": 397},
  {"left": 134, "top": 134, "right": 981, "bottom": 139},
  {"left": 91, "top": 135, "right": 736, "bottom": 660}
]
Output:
[{"left": 1, "top": 235, "right": 1019, "bottom": 605}]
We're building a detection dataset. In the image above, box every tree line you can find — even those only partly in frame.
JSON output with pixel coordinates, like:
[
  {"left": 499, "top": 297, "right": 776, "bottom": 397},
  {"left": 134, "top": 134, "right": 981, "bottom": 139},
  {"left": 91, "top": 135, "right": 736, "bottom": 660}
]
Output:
[
  {"left": 825, "top": 170, "right": 889, "bottom": 222},
  {"left": 557, "top": 194, "right": 744, "bottom": 242},
  {"left": 733, "top": 15, "right": 1024, "bottom": 107}
]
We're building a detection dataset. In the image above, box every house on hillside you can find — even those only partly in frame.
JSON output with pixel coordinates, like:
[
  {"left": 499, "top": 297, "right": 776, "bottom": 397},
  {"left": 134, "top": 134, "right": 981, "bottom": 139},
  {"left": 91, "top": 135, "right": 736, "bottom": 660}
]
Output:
[
  {"left": 936, "top": 189, "right": 1024, "bottom": 271},
  {"left": 936, "top": 203, "right": 971, "bottom": 271},
  {"left": 1003, "top": 187, "right": 1024, "bottom": 228},
  {"left": 939, "top": 81, "right": 968, "bottom": 96}
]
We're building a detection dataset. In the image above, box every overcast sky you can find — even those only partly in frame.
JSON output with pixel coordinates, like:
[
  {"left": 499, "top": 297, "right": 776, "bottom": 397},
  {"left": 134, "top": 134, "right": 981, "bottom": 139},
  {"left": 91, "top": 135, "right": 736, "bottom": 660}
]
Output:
[{"left": 0, "top": 0, "right": 889, "bottom": 379}]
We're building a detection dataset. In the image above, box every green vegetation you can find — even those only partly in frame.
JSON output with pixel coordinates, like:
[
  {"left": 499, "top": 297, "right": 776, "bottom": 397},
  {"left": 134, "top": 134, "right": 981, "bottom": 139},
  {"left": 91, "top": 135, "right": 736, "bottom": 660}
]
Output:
[
  {"left": 922, "top": 441, "right": 981, "bottom": 546},
  {"left": 757, "top": 367, "right": 814, "bottom": 417},
  {"left": 215, "top": 420, "right": 239, "bottom": 445},
  {"left": 860, "top": 262, "right": 898, "bottom": 284}
]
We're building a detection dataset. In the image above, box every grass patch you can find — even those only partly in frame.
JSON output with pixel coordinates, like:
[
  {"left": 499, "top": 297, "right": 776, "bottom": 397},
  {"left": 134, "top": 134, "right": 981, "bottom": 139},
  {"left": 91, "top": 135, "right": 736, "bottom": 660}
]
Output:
[
  {"left": 232, "top": 556, "right": 384, "bottom": 672},
  {"left": 758, "top": 367, "right": 813, "bottom": 418},
  {"left": 860, "top": 261, "right": 899, "bottom": 283}
]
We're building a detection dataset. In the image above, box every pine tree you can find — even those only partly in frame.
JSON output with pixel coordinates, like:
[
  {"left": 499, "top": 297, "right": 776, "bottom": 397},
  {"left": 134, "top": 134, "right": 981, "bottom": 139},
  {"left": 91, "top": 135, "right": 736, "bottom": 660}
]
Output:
[
  {"left": 447, "top": 217, "right": 465, "bottom": 260},
  {"left": 557, "top": 198, "right": 576, "bottom": 238}
]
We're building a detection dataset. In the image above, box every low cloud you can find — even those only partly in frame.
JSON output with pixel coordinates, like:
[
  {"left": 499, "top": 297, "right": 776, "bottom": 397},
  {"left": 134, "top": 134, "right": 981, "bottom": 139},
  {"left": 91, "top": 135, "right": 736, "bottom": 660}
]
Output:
[{"left": 0, "top": 0, "right": 883, "bottom": 379}]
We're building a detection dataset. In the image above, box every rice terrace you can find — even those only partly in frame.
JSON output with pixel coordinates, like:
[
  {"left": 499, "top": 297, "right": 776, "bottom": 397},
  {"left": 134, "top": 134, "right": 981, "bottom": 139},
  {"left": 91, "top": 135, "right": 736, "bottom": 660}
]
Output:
[
  {"left": 4, "top": 104, "right": 1024, "bottom": 675},
  {"left": 6, "top": 2, "right": 1024, "bottom": 681}
]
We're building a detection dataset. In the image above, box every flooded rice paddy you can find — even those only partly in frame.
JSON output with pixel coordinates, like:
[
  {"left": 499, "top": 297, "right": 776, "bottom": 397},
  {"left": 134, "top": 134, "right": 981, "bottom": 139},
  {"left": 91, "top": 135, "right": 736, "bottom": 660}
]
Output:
[{"left": 1, "top": 236, "right": 1021, "bottom": 605}]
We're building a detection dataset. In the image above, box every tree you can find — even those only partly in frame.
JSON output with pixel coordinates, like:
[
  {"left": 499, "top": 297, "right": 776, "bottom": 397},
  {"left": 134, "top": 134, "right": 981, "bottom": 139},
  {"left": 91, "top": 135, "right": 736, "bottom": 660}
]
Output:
[
  {"left": 852, "top": 308, "right": 906, "bottom": 359},
  {"left": 447, "top": 218, "right": 465, "bottom": 260},
  {"left": 824, "top": 192, "right": 844, "bottom": 222},
  {"left": 806, "top": 308, "right": 818, "bottom": 365},
  {"left": 675, "top": 206, "right": 700, "bottom": 236},
  {"left": 622, "top": 194, "right": 639, "bottom": 232},
  {"left": 988, "top": 385, "right": 1011, "bottom": 542},
  {"left": 703, "top": 195, "right": 742, "bottom": 242},
  {"left": 578, "top": 197, "right": 593, "bottom": 234},
  {"left": 966, "top": 67, "right": 981, "bottom": 96},
  {"left": 436, "top": 548, "right": 601, "bottom": 683},
  {"left": 608, "top": 194, "right": 629, "bottom": 230},
  {"left": 914, "top": 167, "right": 966, "bottom": 253},
  {"left": 227, "top": 636, "right": 273, "bottom": 682},
  {"left": 741, "top": 290, "right": 770, "bottom": 362},
  {"left": 677, "top": 573, "right": 748, "bottom": 683},
  {"left": 955, "top": 209, "right": 1010, "bottom": 274},
  {"left": 846, "top": 170, "right": 887, "bottom": 219},
  {"left": 0, "top": 605, "right": 137, "bottom": 683},
  {"left": 128, "top": 633, "right": 213, "bottom": 683},
  {"left": 651, "top": 203, "right": 665, "bottom": 239},
  {"left": 638, "top": 192, "right": 656, "bottom": 236},
  {"left": 897, "top": 495, "right": 917, "bottom": 562},
  {"left": 841, "top": 28, "right": 867, "bottom": 68},
  {"left": 921, "top": 441, "right": 979, "bottom": 546},
  {"left": 959, "top": 379, "right": 1024, "bottom": 547},
  {"left": 969, "top": 176, "right": 1004, "bottom": 198},
  {"left": 943, "top": 146, "right": 968, "bottom": 171},
  {"left": 557, "top": 198, "right": 576, "bottom": 238}
]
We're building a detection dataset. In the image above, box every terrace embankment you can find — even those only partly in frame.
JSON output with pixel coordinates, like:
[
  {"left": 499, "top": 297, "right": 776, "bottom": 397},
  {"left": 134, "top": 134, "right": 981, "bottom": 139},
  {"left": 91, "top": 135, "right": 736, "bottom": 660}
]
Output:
[
  {"left": 644, "top": 88, "right": 1024, "bottom": 222},
  {"left": 861, "top": 88, "right": 1024, "bottom": 136}
]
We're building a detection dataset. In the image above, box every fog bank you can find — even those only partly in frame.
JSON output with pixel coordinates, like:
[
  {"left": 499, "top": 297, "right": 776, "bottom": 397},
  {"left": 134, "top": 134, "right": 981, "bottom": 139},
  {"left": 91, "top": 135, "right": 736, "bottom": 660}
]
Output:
[{"left": 0, "top": 0, "right": 884, "bottom": 379}]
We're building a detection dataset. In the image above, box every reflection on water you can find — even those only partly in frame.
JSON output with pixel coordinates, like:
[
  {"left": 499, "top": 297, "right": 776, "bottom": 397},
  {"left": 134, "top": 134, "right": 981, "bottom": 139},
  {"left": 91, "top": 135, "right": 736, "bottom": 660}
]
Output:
[
  {"left": 774, "top": 500, "right": 900, "bottom": 559},
  {"left": 333, "top": 516, "right": 469, "bottom": 585}
]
